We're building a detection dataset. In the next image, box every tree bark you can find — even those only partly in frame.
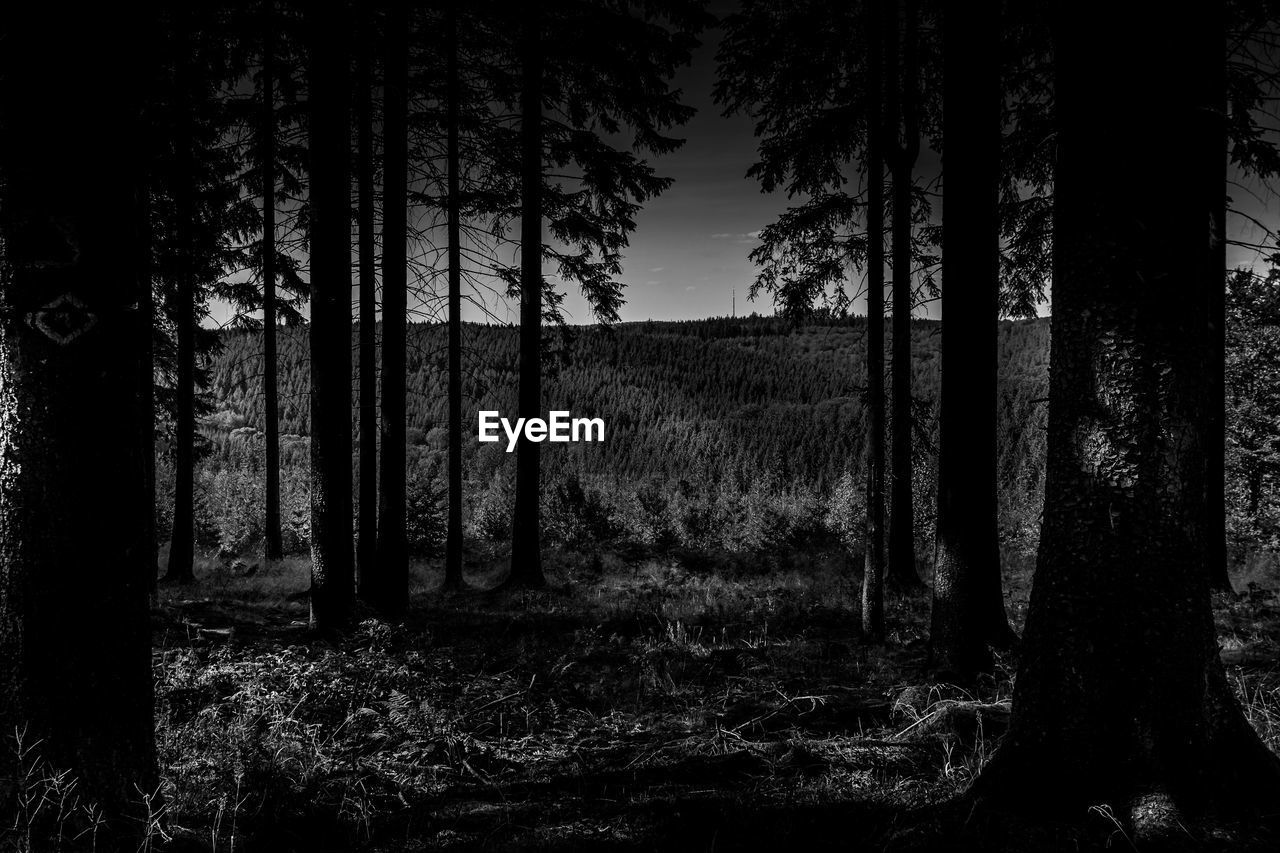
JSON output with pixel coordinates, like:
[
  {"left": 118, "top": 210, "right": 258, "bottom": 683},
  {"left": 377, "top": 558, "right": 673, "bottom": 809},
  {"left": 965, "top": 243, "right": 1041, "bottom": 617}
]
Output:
[
  {"left": 165, "top": 11, "right": 197, "bottom": 584},
  {"left": 261, "top": 0, "right": 283, "bottom": 562},
  {"left": 886, "top": 0, "right": 921, "bottom": 589},
  {"left": 861, "top": 0, "right": 887, "bottom": 641},
  {"left": 508, "top": 3, "right": 548, "bottom": 590},
  {"left": 140, "top": 183, "right": 159, "bottom": 593},
  {"left": 1205, "top": 2, "right": 1231, "bottom": 592},
  {"left": 0, "top": 4, "right": 158, "bottom": 831},
  {"left": 307, "top": 3, "right": 355, "bottom": 633},
  {"left": 973, "top": 1, "right": 1280, "bottom": 836},
  {"left": 928, "top": 0, "right": 1015, "bottom": 679},
  {"left": 444, "top": 0, "right": 466, "bottom": 592},
  {"left": 374, "top": 0, "right": 410, "bottom": 617},
  {"left": 356, "top": 10, "right": 379, "bottom": 595}
]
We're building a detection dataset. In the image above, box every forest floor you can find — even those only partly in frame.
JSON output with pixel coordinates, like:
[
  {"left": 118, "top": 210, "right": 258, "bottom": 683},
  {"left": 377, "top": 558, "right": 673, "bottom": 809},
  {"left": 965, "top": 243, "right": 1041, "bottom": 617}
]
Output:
[{"left": 146, "top": 547, "right": 1280, "bottom": 852}]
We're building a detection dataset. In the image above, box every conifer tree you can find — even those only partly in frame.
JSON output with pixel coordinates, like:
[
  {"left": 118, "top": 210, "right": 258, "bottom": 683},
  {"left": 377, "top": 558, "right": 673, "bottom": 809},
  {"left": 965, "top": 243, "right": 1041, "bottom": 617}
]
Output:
[
  {"left": 356, "top": 5, "right": 380, "bottom": 595},
  {"left": 373, "top": 0, "right": 410, "bottom": 616},
  {"left": 0, "top": 3, "right": 159, "bottom": 833},
  {"left": 928, "top": 0, "right": 1015, "bottom": 678},
  {"left": 485, "top": 0, "right": 708, "bottom": 589},
  {"left": 307, "top": 2, "right": 356, "bottom": 632},
  {"left": 973, "top": 4, "right": 1280, "bottom": 839}
]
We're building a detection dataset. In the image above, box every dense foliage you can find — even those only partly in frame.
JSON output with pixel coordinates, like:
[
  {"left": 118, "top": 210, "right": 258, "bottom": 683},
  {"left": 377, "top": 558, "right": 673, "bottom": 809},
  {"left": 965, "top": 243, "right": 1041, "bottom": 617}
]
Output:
[
  {"left": 166, "top": 303, "right": 1279, "bottom": 566},
  {"left": 175, "top": 314, "right": 1049, "bottom": 560}
]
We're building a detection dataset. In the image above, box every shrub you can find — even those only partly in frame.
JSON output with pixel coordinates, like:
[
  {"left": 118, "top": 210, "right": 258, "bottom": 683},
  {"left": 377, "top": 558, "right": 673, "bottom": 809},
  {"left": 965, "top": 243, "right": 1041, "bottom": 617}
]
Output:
[
  {"left": 542, "top": 473, "right": 616, "bottom": 549},
  {"left": 471, "top": 470, "right": 514, "bottom": 541}
]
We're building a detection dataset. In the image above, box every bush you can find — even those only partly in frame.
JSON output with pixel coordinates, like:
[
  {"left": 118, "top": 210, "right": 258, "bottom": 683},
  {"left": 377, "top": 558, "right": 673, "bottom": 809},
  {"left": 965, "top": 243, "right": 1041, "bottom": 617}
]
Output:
[
  {"left": 471, "top": 469, "right": 514, "bottom": 541},
  {"left": 406, "top": 461, "right": 447, "bottom": 556},
  {"left": 542, "top": 473, "right": 616, "bottom": 549}
]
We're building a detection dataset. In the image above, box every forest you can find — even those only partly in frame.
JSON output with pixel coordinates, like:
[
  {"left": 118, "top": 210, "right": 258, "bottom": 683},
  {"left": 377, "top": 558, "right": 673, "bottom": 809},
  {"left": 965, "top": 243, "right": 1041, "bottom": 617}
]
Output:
[
  {"left": 189, "top": 315, "right": 1058, "bottom": 561},
  {"left": 3, "top": 0, "right": 1280, "bottom": 851}
]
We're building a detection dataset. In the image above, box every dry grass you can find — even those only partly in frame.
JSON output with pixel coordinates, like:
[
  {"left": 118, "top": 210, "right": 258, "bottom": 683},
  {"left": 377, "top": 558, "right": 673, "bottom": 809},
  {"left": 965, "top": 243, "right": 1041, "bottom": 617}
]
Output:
[
  {"left": 12, "top": 546, "right": 1280, "bottom": 850},
  {"left": 148, "top": 546, "right": 998, "bottom": 850}
]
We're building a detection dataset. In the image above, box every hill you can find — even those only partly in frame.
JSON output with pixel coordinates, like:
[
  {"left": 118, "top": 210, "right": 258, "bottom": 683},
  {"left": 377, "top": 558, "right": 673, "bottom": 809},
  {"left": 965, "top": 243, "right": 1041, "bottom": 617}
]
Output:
[{"left": 179, "top": 314, "right": 1051, "bottom": 559}]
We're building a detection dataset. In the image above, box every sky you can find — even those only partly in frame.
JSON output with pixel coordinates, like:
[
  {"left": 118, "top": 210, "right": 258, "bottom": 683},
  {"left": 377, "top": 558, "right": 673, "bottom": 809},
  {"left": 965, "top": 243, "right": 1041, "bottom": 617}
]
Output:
[
  {"left": 209, "top": 9, "right": 1280, "bottom": 329},
  {"left": 476, "top": 14, "right": 786, "bottom": 326}
]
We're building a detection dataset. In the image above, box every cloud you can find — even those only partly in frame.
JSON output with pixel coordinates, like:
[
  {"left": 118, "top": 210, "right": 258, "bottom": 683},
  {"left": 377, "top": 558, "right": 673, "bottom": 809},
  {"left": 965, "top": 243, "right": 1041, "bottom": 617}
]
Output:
[
  {"left": 711, "top": 231, "right": 764, "bottom": 244},
  {"left": 649, "top": 266, "right": 665, "bottom": 272}
]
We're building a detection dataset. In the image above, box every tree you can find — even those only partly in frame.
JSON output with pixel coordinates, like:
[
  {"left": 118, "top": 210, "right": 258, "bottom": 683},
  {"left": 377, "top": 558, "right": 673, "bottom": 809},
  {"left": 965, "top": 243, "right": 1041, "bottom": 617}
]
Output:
[
  {"left": 972, "top": 1, "right": 1280, "bottom": 839},
  {"left": 508, "top": 1, "right": 548, "bottom": 589},
  {"left": 164, "top": 5, "right": 199, "bottom": 584},
  {"left": 1206, "top": 0, "right": 1231, "bottom": 592},
  {"left": 493, "top": 0, "right": 705, "bottom": 589},
  {"left": 928, "top": 0, "right": 1014, "bottom": 677},
  {"left": 444, "top": 0, "right": 466, "bottom": 592},
  {"left": 261, "top": 0, "right": 284, "bottom": 563},
  {"left": 356, "top": 6, "right": 379, "bottom": 594},
  {"left": 885, "top": 0, "right": 922, "bottom": 589},
  {"left": 373, "top": 0, "right": 410, "bottom": 616},
  {"left": 0, "top": 3, "right": 158, "bottom": 832},
  {"left": 861, "top": 0, "right": 887, "bottom": 641},
  {"left": 307, "top": 3, "right": 356, "bottom": 632},
  {"left": 140, "top": 182, "right": 161, "bottom": 592},
  {"left": 716, "top": 0, "right": 940, "bottom": 623}
]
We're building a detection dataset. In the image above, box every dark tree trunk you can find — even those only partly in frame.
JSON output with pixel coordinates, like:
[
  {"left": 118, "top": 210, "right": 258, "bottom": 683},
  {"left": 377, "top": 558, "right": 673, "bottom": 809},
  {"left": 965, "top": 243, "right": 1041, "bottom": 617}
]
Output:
[
  {"left": 373, "top": 0, "right": 410, "bottom": 617},
  {"left": 0, "top": 4, "right": 158, "bottom": 831},
  {"left": 861, "top": 0, "right": 887, "bottom": 641},
  {"left": 307, "top": 4, "right": 355, "bottom": 633},
  {"left": 444, "top": 0, "right": 466, "bottom": 592},
  {"left": 356, "top": 11, "right": 379, "bottom": 595},
  {"left": 140, "top": 184, "right": 159, "bottom": 593},
  {"left": 886, "top": 0, "right": 921, "bottom": 589},
  {"left": 508, "top": 3, "right": 547, "bottom": 590},
  {"left": 1205, "top": 3, "right": 1231, "bottom": 592},
  {"left": 262, "top": 0, "right": 283, "bottom": 563},
  {"left": 928, "top": 0, "right": 1014, "bottom": 678},
  {"left": 973, "top": 1, "right": 1280, "bottom": 837},
  {"left": 165, "top": 17, "right": 197, "bottom": 584}
]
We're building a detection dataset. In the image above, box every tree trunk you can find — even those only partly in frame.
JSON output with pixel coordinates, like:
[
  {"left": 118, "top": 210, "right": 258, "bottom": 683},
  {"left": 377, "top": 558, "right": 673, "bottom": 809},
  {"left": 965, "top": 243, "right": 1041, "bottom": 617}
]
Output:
[
  {"left": 140, "top": 183, "right": 159, "bottom": 593},
  {"left": 1205, "top": 3, "right": 1231, "bottom": 592},
  {"left": 928, "top": 0, "right": 1014, "bottom": 679},
  {"left": 973, "top": 1, "right": 1280, "bottom": 837},
  {"left": 165, "top": 16, "right": 197, "bottom": 584},
  {"left": 356, "top": 10, "right": 379, "bottom": 595},
  {"left": 262, "top": 0, "right": 283, "bottom": 563},
  {"left": 886, "top": 0, "right": 920, "bottom": 589},
  {"left": 374, "top": 0, "right": 410, "bottom": 617},
  {"left": 0, "top": 5, "right": 158, "bottom": 831},
  {"left": 444, "top": 0, "right": 466, "bottom": 592},
  {"left": 861, "top": 0, "right": 887, "bottom": 641},
  {"left": 307, "top": 4, "right": 355, "bottom": 633},
  {"left": 508, "top": 3, "right": 548, "bottom": 590}
]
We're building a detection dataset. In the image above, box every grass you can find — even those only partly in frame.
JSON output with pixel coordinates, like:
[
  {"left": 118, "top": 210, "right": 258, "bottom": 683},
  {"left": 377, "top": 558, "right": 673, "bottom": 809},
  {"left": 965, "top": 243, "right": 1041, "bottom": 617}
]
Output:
[
  {"left": 149, "top": 547, "right": 994, "bottom": 851},
  {"left": 13, "top": 545, "right": 1280, "bottom": 851}
]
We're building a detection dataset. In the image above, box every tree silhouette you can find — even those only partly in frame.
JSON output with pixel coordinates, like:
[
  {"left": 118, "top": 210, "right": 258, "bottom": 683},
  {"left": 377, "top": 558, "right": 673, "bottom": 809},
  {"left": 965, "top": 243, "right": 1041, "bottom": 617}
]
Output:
[
  {"left": 928, "top": 0, "right": 1015, "bottom": 677},
  {"left": 0, "top": 4, "right": 158, "bottom": 833},
  {"left": 373, "top": 0, "right": 410, "bottom": 617},
  {"left": 306, "top": 3, "right": 356, "bottom": 632}
]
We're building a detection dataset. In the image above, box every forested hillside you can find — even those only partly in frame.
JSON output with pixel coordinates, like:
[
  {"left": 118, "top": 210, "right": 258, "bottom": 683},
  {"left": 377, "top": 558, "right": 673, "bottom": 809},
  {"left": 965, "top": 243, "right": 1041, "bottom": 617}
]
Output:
[{"left": 185, "top": 314, "right": 1052, "bottom": 557}]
